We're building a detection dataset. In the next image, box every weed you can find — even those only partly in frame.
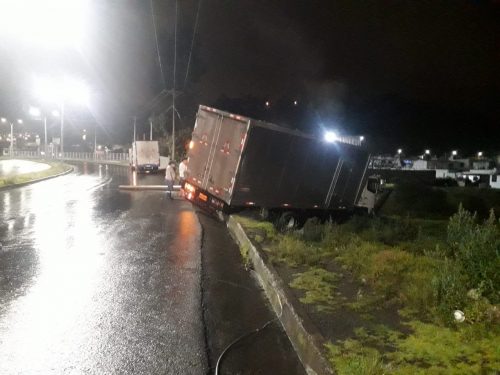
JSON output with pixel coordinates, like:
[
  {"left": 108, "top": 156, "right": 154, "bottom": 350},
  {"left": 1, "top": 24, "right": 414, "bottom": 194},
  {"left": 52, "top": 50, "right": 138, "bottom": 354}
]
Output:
[
  {"left": 289, "top": 268, "right": 339, "bottom": 312},
  {"left": 325, "top": 340, "right": 386, "bottom": 375},
  {"left": 447, "top": 206, "right": 500, "bottom": 303},
  {"left": 239, "top": 243, "right": 251, "bottom": 270},
  {"left": 390, "top": 321, "right": 500, "bottom": 374},
  {"left": 432, "top": 258, "right": 469, "bottom": 324},
  {"left": 302, "top": 217, "right": 324, "bottom": 242},
  {"left": 235, "top": 216, "right": 278, "bottom": 242},
  {"left": 368, "top": 250, "right": 414, "bottom": 299},
  {"left": 270, "top": 236, "right": 329, "bottom": 267},
  {"left": 327, "top": 321, "right": 500, "bottom": 374},
  {"left": 254, "top": 234, "right": 264, "bottom": 243}
]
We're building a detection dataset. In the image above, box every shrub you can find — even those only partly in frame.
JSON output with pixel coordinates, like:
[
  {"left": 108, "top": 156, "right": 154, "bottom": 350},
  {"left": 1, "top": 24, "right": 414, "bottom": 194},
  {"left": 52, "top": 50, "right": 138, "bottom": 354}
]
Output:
[
  {"left": 447, "top": 204, "right": 476, "bottom": 248},
  {"left": 321, "top": 220, "right": 360, "bottom": 250},
  {"left": 388, "top": 182, "right": 453, "bottom": 218},
  {"left": 342, "top": 214, "right": 373, "bottom": 233},
  {"left": 379, "top": 216, "right": 419, "bottom": 245},
  {"left": 447, "top": 206, "right": 500, "bottom": 303},
  {"left": 432, "top": 258, "right": 469, "bottom": 324},
  {"left": 399, "top": 256, "right": 438, "bottom": 318},
  {"left": 302, "top": 217, "right": 324, "bottom": 242},
  {"left": 271, "top": 236, "right": 328, "bottom": 267},
  {"left": 336, "top": 240, "right": 381, "bottom": 277},
  {"left": 368, "top": 250, "right": 414, "bottom": 300}
]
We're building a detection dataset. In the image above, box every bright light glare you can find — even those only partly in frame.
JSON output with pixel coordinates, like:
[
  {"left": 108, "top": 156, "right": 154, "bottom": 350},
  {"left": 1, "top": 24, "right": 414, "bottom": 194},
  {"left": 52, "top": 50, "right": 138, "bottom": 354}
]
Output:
[
  {"left": 478, "top": 152, "right": 483, "bottom": 157},
  {"left": 51, "top": 110, "right": 60, "bottom": 117},
  {"left": 0, "top": 0, "right": 90, "bottom": 49},
  {"left": 452, "top": 150, "right": 457, "bottom": 156},
  {"left": 324, "top": 131, "right": 338, "bottom": 143},
  {"left": 17, "top": 119, "right": 23, "bottom": 124},
  {"left": 34, "top": 77, "right": 90, "bottom": 106},
  {"left": 425, "top": 149, "right": 430, "bottom": 155},
  {"left": 397, "top": 149, "right": 403, "bottom": 154},
  {"left": 64, "top": 79, "right": 90, "bottom": 105},
  {"left": 1, "top": 118, "right": 6, "bottom": 123},
  {"left": 29, "top": 106, "right": 41, "bottom": 117}
]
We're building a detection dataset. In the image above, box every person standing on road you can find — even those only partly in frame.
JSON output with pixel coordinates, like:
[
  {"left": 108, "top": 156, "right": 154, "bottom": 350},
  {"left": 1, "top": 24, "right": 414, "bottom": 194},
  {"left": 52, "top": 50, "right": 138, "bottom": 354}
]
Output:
[
  {"left": 165, "top": 161, "right": 176, "bottom": 199},
  {"left": 179, "top": 157, "right": 188, "bottom": 187}
]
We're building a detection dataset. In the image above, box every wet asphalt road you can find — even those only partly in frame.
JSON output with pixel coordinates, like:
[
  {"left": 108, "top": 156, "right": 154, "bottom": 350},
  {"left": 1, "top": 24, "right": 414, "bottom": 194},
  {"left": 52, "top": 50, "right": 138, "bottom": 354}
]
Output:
[
  {"left": 0, "top": 161, "right": 304, "bottom": 374},
  {"left": 0, "top": 163, "right": 207, "bottom": 374}
]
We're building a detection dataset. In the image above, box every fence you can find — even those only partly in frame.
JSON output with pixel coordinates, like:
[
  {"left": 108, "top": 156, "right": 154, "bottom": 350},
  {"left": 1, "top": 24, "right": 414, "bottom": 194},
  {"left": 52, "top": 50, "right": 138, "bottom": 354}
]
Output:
[{"left": 3, "top": 150, "right": 129, "bottom": 163}]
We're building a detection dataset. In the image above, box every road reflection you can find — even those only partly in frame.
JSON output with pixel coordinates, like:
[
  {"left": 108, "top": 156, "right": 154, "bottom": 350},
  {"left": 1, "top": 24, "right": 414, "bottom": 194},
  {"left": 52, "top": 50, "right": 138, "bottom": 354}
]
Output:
[{"left": 0, "top": 170, "right": 107, "bottom": 369}]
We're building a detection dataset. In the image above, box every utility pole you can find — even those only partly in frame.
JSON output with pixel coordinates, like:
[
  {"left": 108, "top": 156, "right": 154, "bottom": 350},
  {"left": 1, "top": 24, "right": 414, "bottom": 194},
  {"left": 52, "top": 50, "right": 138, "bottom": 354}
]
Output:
[
  {"left": 9, "top": 122, "right": 13, "bottom": 157},
  {"left": 133, "top": 116, "right": 136, "bottom": 142},
  {"left": 43, "top": 116, "right": 47, "bottom": 155},
  {"left": 60, "top": 101, "right": 65, "bottom": 156},
  {"left": 149, "top": 116, "right": 153, "bottom": 141}
]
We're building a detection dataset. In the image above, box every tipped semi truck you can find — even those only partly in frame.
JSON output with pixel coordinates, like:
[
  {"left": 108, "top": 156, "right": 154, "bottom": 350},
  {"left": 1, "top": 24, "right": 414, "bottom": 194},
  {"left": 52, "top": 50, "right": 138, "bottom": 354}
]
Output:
[
  {"left": 184, "top": 105, "right": 379, "bottom": 226},
  {"left": 129, "top": 141, "right": 160, "bottom": 173}
]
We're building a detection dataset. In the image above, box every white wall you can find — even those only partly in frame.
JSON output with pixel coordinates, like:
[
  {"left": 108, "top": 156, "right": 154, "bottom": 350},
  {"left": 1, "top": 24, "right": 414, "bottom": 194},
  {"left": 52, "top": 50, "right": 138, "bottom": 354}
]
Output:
[
  {"left": 435, "top": 169, "right": 457, "bottom": 179},
  {"left": 490, "top": 175, "right": 500, "bottom": 189},
  {"left": 412, "top": 159, "right": 428, "bottom": 170}
]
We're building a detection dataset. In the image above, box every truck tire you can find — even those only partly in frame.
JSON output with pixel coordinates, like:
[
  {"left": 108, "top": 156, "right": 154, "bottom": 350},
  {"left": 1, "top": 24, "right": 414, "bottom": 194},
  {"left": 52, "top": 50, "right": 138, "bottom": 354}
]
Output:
[{"left": 277, "top": 211, "right": 299, "bottom": 232}]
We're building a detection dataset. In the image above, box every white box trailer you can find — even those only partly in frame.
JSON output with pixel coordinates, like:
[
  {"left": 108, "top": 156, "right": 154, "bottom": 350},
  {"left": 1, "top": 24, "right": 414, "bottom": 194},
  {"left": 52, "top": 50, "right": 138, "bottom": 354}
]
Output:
[
  {"left": 184, "top": 105, "right": 380, "bottom": 226},
  {"left": 130, "top": 141, "right": 160, "bottom": 173}
]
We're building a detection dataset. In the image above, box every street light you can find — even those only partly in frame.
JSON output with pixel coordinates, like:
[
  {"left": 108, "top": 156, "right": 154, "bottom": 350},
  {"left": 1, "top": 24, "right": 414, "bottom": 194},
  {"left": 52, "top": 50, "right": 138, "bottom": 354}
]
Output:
[
  {"left": 324, "top": 131, "right": 338, "bottom": 143},
  {"left": 397, "top": 149, "right": 403, "bottom": 154},
  {"left": 425, "top": 149, "right": 430, "bottom": 155},
  {"left": 0, "top": 0, "right": 90, "bottom": 49},
  {"left": 1, "top": 117, "right": 23, "bottom": 157},
  {"left": 34, "top": 76, "right": 90, "bottom": 156},
  {"left": 29, "top": 105, "right": 59, "bottom": 155},
  {"left": 478, "top": 151, "right": 483, "bottom": 158},
  {"left": 452, "top": 150, "right": 458, "bottom": 156}
]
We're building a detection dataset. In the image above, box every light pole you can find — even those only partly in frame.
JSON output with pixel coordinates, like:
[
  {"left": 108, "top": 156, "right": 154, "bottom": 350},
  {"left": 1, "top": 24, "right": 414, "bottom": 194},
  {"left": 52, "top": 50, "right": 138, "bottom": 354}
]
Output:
[
  {"left": 34, "top": 76, "right": 89, "bottom": 158},
  {"left": 60, "top": 101, "right": 65, "bottom": 156},
  {"left": 29, "top": 106, "right": 61, "bottom": 156},
  {"left": 1, "top": 117, "right": 22, "bottom": 157},
  {"left": 29, "top": 106, "right": 46, "bottom": 154}
]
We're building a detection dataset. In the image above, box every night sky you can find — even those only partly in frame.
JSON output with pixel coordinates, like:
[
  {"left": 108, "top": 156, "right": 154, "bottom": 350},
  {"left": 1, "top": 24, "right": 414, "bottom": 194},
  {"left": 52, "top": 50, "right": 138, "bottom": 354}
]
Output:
[{"left": 0, "top": 0, "right": 499, "bottom": 155}]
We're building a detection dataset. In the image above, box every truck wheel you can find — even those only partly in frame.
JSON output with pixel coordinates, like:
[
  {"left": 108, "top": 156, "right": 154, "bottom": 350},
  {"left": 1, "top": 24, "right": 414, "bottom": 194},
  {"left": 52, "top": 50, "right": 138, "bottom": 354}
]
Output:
[{"left": 277, "top": 211, "right": 298, "bottom": 232}]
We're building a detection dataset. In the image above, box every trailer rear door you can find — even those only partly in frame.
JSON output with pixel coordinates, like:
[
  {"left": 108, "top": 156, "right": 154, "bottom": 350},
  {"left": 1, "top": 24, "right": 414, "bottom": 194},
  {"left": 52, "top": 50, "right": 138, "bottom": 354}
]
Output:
[
  {"left": 187, "top": 108, "right": 248, "bottom": 204},
  {"left": 187, "top": 109, "right": 220, "bottom": 187}
]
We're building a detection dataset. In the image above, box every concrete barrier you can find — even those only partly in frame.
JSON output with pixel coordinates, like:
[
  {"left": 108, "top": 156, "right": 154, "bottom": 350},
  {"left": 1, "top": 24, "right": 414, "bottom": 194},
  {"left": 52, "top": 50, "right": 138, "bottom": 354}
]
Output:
[{"left": 227, "top": 216, "right": 333, "bottom": 375}]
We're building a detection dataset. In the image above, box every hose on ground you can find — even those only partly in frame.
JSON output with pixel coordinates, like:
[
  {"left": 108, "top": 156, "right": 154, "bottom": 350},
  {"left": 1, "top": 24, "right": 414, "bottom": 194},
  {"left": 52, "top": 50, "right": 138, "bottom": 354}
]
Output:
[{"left": 214, "top": 293, "right": 283, "bottom": 375}]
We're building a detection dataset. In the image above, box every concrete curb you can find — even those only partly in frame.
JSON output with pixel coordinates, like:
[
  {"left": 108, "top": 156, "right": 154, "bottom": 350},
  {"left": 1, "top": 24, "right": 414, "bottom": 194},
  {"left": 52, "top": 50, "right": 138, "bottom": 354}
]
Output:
[
  {"left": 118, "top": 184, "right": 182, "bottom": 191},
  {"left": 61, "top": 159, "right": 128, "bottom": 166},
  {"left": 227, "top": 216, "right": 333, "bottom": 375},
  {"left": 0, "top": 165, "right": 74, "bottom": 191}
]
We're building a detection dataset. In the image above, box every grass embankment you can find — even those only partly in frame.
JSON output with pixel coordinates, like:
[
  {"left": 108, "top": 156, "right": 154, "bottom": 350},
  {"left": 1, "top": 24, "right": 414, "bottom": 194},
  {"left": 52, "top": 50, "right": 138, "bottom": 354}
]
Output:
[
  {"left": 236, "top": 211, "right": 500, "bottom": 375},
  {"left": 0, "top": 161, "right": 72, "bottom": 188},
  {"left": 381, "top": 182, "right": 500, "bottom": 220}
]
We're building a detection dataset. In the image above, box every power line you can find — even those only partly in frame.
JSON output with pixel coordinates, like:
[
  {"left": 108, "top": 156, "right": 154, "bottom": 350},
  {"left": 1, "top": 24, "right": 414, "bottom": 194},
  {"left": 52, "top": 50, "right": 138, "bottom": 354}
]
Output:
[
  {"left": 150, "top": 0, "right": 166, "bottom": 90},
  {"left": 172, "top": 0, "right": 178, "bottom": 160},
  {"left": 184, "top": 0, "right": 202, "bottom": 90}
]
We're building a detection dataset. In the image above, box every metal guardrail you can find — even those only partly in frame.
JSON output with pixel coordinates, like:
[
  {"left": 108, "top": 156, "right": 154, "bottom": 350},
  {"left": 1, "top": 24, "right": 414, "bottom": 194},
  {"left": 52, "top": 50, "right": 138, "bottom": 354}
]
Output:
[{"left": 4, "top": 150, "right": 129, "bottom": 163}]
